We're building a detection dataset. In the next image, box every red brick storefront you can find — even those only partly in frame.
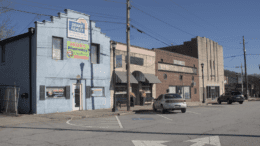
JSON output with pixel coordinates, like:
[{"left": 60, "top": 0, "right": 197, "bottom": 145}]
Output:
[{"left": 154, "top": 49, "right": 200, "bottom": 102}]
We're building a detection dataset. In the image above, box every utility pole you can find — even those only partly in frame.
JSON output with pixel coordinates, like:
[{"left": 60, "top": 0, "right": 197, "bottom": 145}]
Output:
[
  {"left": 126, "top": 0, "right": 131, "bottom": 111},
  {"left": 241, "top": 63, "right": 243, "bottom": 96},
  {"left": 243, "top": 36, "right": 249, "bottom": 99}
]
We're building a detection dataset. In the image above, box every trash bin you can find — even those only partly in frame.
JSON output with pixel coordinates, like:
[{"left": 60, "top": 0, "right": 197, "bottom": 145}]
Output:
[{"left": 130, "top": 97, "right": 135, "bottom": 107}]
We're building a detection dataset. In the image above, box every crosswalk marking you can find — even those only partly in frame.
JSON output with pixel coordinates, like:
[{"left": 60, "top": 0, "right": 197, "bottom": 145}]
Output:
[{"left": 66, "top": 116, "right": 122, "bottom": 129}]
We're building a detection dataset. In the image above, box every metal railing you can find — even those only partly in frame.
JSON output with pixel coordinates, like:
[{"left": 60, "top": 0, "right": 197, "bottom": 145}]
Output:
[{"left": 0, "top": 85, "right": 20, "bottom": 115}]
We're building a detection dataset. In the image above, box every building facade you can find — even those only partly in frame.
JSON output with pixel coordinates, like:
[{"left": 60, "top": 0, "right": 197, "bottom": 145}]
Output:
[
  {"left": 154, "top": 49, "right": 199, "bottom": 102},
  {"left": 0, "top": 9, "right": 111, "bottom": 114},
  {"left": 158, "top": 36, "right": 225, "bottom": 103},
  {"left": 110, "top": 42, "right": 161, "bottom": 106}
]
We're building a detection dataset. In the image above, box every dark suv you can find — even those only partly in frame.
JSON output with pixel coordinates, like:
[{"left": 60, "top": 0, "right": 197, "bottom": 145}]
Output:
[{"left": 218, "top": 91, "right": 245, "bottom": 104}]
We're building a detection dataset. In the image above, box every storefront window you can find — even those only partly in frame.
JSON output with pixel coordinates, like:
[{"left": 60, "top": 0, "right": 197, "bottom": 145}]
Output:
[
  {"left": 46, "top": 87, "right": 66, "bottom": 98},
  {"left": 91, "top": 87, "right": 105, "bottom": 97}
]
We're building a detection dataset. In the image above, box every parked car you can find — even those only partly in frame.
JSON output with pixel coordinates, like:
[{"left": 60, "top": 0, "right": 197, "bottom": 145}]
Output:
[
  {"left": 153, "top": 93, "right": 187, "bottom": 114},
  {"left": 218, "top": 91, "right": 245, "bottom": 104}
]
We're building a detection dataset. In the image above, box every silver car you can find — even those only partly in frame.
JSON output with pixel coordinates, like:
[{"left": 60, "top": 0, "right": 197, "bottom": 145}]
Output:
[{"left": 153, "top": 93, "right": 187, "bottom": 114}]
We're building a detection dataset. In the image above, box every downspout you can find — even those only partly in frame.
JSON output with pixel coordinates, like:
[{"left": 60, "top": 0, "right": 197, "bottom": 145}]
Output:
[
  {"left": 28, "top": 27, "right": 34, "bottom": 114},
  {"left": 90, "top": 20, "right": 94, "bottom": 110}
]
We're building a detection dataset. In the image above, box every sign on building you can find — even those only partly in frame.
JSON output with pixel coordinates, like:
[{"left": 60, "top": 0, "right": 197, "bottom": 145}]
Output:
[
  {"left": 68, "top": 18, "right": 88, "bottom": 40},
  {"left": 173, "top": 60, "right": 185, "bottom": 66},
  {"left": 67, "top": 41, "right": 89, "bottom": 60}
]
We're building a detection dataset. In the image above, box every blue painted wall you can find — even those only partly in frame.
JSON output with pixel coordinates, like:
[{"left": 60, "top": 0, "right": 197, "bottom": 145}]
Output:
[{"left": 35, "top": 9, "right": 111, "bottom": 114}]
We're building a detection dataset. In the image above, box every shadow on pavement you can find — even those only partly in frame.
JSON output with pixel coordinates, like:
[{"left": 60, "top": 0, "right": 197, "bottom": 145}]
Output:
[{"left": 1, "top": 126, "right": 260, "bottom": 138}]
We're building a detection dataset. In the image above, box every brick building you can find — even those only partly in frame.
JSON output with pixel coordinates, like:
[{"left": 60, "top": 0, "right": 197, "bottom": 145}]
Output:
[
  {"left": 154, "top": 49, "right": 199, "bottom": 102},
  {"left": 158, "top": 36, "right": 224, "bottom": 103}
]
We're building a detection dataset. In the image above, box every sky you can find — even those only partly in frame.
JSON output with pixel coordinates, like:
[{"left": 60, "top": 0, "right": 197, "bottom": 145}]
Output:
[{"left": 1, "top": 0, "right": 260, "bottom": 75}]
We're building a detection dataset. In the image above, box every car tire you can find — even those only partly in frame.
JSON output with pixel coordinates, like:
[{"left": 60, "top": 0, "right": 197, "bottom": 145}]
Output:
[
  {"left": 239, "top": 101, "right": 243, "bottom": 104},
  {"left": 161, "top": 105, "right": 166, "bottom": 114},
  {"left": 181, "top": 109, "right": 186, "bottom": 113},
  {"left": 218, "top": 99, "right": 221, "bottom": 104},
  {"left": 153, "top": 104, "right": 157, "bottom": 112},
  {"left": 228, "top": 100, "right": 232, "bottom": 104}
]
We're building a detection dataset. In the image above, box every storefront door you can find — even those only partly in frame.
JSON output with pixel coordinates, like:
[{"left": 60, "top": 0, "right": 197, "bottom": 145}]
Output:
[{"left": 72, "top": 83, "right": 82, "bottom": 111}]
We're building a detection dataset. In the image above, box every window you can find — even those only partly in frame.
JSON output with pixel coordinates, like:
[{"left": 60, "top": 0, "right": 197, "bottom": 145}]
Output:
[
  {"left": 194, "top": 88, "right": 197, "bottom": 94},
  {"left": 116, "top": 55, "right": 122, "bottom": 68},
  {"left": 1, "top": 45, "right": 5, "bottom": 63},
  {"left": 125, "top": 56, "right": 144, "bottom": 66},
  {"left": 91, "top": 87, "right": 105, "bottom": 97},
  {"left": 192, "top": 76, "right": 194, "bottom": 82},
  {"left": 163, "top": 73, "right": 167, "bottom": 80},
  {"left": 193, "top": 64, "right": 195, "bottom": 68},
  {"left": 46, "top": 87, "right": 66, "bottom": 98},
  {"left": 161, "top": 59, "right": 163, "bottom": 62},
  {"left": 158, "top": 94, "right": 163, "bottom": 100},
  {"left": 52, "top": 37, "right": 63, "bottom": 60},
  {"left": 210, "top": 60, "right": 212, "bottom": 69},
  {"left": 91, "top": 44, "right": 100, "bottom": 64},
  {"left": 179, "top": 75, "right": 183, "bottom": 80},
  {"left": 165, "top": 94, "right": 182, "bottom": 99},
  {"left": 213, "top": 61, "right": 215, "bottom": 69}
]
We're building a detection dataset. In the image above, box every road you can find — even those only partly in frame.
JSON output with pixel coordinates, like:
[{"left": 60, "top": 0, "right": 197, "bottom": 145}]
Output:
[{"left": 0, "top": 101, "right": 260, "bottom": 146}]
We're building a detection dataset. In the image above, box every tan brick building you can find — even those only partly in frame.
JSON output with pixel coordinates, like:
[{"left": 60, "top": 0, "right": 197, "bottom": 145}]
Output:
[
  {"left": 154, "top": 49, "right": 200, "bottom": 102},
  {"left": 158, "top": 36, "right": 225, "bottom": 103},
  {"left": 110, "top": 41, "right": 161, "bottom": 107}
]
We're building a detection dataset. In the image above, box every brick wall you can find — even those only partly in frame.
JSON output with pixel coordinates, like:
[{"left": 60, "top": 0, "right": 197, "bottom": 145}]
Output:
[{"left": 154, "top": 49, "right": 200, "bottom": 102}]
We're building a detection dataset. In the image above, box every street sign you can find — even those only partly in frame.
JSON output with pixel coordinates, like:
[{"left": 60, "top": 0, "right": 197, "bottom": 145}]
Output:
[
  {"left": 132, "top": 140, "right": 169, "bottom": 146},
  {"left": 185, "top": 136, "right": 221, "bottom": 146}
]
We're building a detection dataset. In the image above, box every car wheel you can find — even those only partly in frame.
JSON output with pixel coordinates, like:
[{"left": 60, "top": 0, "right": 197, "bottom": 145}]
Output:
[
  {"left": 218, "top": 99, "right": 221, "bottom": 104},
  {"left": 239, "top": 101, "right": 243, "bottom": 104},
  {"left": 228, "top": 100, "right": 232, "bottom": 104},
  {"left": 153, "top": 104, "right": 157, "bottom": 112},
  {"left": 161, "top": 105, "right": 166, "bottom": 114},
  {"left": 181, "top": 109, "right": 186, "bottom": 113}
]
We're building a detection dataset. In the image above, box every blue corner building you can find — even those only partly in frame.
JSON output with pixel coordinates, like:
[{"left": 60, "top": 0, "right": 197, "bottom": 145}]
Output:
[{"left": 0, "top": 9, "right": 111, "bottom": 114}]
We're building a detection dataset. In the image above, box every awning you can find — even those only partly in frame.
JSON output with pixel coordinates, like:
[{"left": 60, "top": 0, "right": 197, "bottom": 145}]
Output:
[
  {"left": 143, "top": 73, "right": 162, "bottom": 83},
  {"left": 115, "top": 71, "right": 138, "bottom": 83}
]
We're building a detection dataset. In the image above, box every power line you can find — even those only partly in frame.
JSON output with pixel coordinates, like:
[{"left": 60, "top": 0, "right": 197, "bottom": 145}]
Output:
[
  {"left": 168, "top": 0, "right": 219, "bottom": 30},
  {"left": 130, "top": 4, "right": 196, "bottom": 37},
  {"left": 131, "top": 19, "right": 177, "bottom": 45},
  {"left": 20, "top": 0, "right": 126, "bottom": 19},
  {"left": 130, "top": 24, "right": 171, "bottom": 46}
]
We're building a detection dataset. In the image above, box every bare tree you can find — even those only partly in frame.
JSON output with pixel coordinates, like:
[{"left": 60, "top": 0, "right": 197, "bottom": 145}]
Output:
[{"left": 0, "top": 0, "right": 15, "bottom": 41}]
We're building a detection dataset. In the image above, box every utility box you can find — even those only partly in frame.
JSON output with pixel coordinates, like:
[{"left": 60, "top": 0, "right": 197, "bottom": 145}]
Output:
[{"left": 21, "top": 93, "right": 28, "bottom": 98}]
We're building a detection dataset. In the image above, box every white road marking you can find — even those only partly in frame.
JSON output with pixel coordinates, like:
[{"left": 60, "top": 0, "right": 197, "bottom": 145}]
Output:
[
  {"left": 132, "top": 140, "right": 169, "bottom": 146},
  {"left": 157, "top": 114, "right": 173, "bottom": 121},
  {"left": 66, "top": 117, "right": 122, "bottom": 129},
  {"left": 187, "top": 111, "right": 201, "bottom": 115},
  {"left": 115, "top": 116, "right": 123, "bottom": 128},
  {"left": 185, "top": 136, "right": 221, "bottom": 146}
]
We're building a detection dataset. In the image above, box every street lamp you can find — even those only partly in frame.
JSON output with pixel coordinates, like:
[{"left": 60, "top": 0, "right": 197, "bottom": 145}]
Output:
[
  {"left": 201, "top": 63, "right": 205, "bottom": 103},
  {"left": 112, "top": 41, "right": 118, "bottom": 112}
]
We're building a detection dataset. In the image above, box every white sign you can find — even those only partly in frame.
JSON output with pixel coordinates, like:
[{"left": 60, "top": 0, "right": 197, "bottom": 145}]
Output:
[
  {"left": 174, "top": 60, "right": 185, "bottom": 66},
  {"left": 132, "top": 140, "right": 169, "bottom": 146},
  {"left": 158, "top": 63, "right": 196, "bottom": 74},
  {"left": 185, "top": 136, "right": 221, "bottom": 146},
  {"left": 68, "top": 18, "right": 88, "bottom": 40}
]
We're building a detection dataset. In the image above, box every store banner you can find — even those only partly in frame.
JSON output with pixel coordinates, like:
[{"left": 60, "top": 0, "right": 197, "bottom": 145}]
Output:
[
  {"left": 67, "top": 41, "right": 89, "bottom": 60},
  {"left": 68, "top": 18, "right": 88, "bottom": 40}
]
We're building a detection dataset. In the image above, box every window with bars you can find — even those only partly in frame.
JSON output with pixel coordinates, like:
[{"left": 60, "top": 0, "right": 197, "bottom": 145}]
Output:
[
  {"left": 52, "top": 37, "right": 63, "bottom": 60},
  {"left": 91, "top": 44, "right": 100, "bottom": 64}
]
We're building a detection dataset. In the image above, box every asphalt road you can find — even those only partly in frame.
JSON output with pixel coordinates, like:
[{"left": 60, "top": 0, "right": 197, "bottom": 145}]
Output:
[{"left": 0, "top": 101, "right": 260, "bottom": 146}]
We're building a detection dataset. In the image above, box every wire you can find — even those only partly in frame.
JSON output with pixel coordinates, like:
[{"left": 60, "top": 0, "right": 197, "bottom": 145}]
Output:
[
  {"left": 168, "top": 0, "right": 219, "bottom": 30},
  {"left": 131, "top": 19, "right": 177, "bottom": 45},
  {"left": 130, "top": 25, "right": 171, "bottom": 46},
  {"left": 131, "top": 4, "right": 196, "bottom": 37},
  {"left": 20, "top": 0, "right": 126, "bottom": 19}
]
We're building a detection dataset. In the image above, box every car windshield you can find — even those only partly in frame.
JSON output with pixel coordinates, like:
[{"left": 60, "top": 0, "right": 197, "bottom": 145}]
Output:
[{"left": 165, "top": 94, "right": 182, "bottom": 99}]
